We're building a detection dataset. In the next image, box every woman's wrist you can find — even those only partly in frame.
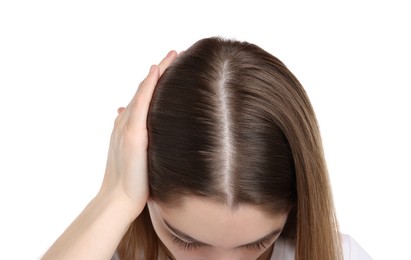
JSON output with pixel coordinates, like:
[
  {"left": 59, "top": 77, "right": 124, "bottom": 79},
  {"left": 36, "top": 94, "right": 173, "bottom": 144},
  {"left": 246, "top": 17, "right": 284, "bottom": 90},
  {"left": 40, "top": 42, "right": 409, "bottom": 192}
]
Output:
[{"left": 94, "top": 188, "right": 146, "bottom": 222}]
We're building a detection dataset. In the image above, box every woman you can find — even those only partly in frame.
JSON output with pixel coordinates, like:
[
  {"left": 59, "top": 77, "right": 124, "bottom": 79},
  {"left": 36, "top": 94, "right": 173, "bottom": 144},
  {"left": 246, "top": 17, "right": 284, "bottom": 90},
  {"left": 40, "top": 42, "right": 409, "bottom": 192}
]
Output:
[{"left": 43, "top": 37, "right": 372, "bottom": 260}]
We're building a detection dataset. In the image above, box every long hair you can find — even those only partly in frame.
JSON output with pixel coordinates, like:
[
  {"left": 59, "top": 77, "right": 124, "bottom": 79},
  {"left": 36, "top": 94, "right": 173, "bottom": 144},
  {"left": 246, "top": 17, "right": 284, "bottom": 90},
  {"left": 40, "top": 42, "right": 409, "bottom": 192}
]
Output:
[{"left": 117, "top": 37, "right": 342, "bottom": 260}]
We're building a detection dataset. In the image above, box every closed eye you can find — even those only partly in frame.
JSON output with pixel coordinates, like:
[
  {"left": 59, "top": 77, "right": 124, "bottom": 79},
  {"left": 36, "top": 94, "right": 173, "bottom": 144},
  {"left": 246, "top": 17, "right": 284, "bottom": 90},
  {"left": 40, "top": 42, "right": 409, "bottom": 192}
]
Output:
[
  {"left": 245, "top": 237, "right": 274, "bottom": 251},
  {"left": 171, "top": 235, "right": 200, "bottom": 251},
  {"left": 171, "top": 234, "right": 277, "bottom": 252},
  {"left": 163, "top": 218, "right": 282, "bottom": 252}
]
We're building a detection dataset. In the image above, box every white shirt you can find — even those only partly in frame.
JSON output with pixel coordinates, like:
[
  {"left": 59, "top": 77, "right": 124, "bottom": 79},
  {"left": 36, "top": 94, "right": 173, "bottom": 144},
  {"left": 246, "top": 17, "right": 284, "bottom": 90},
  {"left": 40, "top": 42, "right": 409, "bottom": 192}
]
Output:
[{"left": 271, "top": 234, "right": 373, "bottom": 260}]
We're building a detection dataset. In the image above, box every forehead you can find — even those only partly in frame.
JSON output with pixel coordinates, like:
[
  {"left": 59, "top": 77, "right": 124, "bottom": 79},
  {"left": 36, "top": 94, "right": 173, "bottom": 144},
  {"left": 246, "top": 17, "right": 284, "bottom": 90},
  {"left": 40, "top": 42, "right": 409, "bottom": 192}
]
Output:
[{"left": 149, "top": 196, "right": 288, "bottom": 248}]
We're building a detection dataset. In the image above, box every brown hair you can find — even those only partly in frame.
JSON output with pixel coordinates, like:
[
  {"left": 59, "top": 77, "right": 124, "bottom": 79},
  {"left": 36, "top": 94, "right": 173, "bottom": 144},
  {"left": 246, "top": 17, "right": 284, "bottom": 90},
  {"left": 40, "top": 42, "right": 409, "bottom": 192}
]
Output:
[{"left": 118, "top": 37, "right": 342, "bottom": 260}]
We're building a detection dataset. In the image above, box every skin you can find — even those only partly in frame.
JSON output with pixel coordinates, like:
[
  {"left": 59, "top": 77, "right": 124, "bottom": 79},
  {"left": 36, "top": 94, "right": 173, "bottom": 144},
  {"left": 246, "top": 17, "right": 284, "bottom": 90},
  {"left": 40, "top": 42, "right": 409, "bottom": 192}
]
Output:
[{"left": 148, "top": 197, "right": 289, "bottom": 260}]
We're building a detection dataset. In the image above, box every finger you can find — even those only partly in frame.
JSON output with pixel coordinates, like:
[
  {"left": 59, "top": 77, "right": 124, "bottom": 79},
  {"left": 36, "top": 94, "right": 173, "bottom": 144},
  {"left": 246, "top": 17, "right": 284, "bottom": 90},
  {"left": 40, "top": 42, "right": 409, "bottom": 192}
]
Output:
[
  {"left": 127, "top": 65, "right": 160, "bottom": 130},
  {"left": 117, "top": 107, "right": 126, "bottom": 114},
  {"left": 124, "top": 50, "right": 178, "bottom": 131},
  {"left": 127, "top": 50, "right": 177, "bottom": 107},
  {"left": 158, "top": 50, "right": 178, "bottom": 76}
]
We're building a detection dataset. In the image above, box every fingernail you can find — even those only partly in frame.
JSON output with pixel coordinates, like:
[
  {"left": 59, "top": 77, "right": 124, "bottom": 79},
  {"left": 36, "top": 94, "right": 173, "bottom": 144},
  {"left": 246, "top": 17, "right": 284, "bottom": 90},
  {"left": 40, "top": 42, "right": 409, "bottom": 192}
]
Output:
[{"left": 149, "top": 65, "right": 156, "bottom": 73}]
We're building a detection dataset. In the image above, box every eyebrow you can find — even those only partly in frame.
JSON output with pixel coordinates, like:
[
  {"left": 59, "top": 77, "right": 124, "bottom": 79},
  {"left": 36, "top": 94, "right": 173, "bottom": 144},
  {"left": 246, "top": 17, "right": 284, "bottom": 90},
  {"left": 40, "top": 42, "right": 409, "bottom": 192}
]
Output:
[{"left": 163, "top": 219, "right": 282, "bottom": 248}]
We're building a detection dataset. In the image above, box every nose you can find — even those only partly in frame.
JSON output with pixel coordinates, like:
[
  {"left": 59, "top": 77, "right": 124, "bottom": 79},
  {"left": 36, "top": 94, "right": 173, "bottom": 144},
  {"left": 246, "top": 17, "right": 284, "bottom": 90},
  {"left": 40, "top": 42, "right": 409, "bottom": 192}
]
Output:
[
  {"left": 211, "top": 253, "right": 240, "bottom": 260},
  {"left": 214, "top": 257, "right": 236, "bottom": 260}
]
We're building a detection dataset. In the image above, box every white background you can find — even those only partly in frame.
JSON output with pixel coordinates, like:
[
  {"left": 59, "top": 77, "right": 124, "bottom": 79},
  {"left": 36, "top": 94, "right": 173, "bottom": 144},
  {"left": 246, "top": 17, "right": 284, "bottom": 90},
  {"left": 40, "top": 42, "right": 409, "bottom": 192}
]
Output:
[{"left": 0, "top": 1, "right": 410, "bottom": 259}]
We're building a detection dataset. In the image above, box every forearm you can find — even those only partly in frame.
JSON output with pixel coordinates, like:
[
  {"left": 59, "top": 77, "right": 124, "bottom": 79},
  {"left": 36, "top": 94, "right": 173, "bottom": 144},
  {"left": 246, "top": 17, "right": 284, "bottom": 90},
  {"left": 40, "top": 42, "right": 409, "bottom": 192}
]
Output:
[{"left": 42, "top": 193, "right": 142, "bottom": 260}]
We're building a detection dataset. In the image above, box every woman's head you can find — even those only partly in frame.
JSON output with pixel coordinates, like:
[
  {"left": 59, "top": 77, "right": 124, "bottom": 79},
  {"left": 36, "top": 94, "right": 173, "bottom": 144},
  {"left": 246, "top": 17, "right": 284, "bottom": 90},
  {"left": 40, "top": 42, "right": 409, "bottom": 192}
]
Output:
[
  {"left": 118, "top": 37, "right": 342, "bottom": 260},
  {"left": 147, "top": 37, "right": 297, "bottom": 214}
]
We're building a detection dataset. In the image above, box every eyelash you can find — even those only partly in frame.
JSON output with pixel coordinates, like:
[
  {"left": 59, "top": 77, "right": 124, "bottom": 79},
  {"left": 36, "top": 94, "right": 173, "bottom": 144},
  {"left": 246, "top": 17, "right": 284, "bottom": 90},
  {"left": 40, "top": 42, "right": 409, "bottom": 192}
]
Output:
[
  {"left": 246, "top": 238, "right": 272, "bottom": 251},
  {"left": 171, "top": 235, "right": 273, "bottom": 252},
  {"left": 172, "top": 236, "right": 199, "bottom": 250}
]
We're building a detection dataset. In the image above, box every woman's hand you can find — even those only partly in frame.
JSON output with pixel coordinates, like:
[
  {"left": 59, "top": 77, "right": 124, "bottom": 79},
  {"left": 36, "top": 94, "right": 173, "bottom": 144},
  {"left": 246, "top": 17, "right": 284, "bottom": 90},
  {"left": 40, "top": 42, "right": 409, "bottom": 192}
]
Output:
[{"left": 99, "top": 51, "right": 178, "bottom": 218}]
